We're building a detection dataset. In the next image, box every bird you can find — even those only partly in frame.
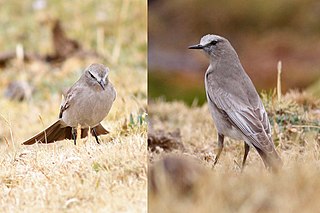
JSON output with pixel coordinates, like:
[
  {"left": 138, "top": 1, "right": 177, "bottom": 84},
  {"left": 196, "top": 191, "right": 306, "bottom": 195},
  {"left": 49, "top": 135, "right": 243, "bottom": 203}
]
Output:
[
  {"left": 189, "top": 34, "right": 282, "bottom": 171},
  {"left": 22, "top": 63, "right": 116, "bottom": 145}
]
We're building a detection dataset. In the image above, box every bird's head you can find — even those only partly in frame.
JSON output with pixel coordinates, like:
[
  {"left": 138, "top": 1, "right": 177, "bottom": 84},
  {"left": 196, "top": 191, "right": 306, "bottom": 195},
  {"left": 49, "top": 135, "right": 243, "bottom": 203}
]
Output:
[
  {"left": 189, "top": 34, "right": 234, "bottom": 59},
  {"left": 85, "top": 63, "right": 110, "bottom": 90}
]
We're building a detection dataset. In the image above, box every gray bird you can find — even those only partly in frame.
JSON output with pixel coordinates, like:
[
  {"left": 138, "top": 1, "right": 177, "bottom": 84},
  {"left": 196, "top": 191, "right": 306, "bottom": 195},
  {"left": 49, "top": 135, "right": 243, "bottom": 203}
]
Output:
[
  {"left": 22, "top": 63, "right": 116, "bottom": 145},
  {"left": 189, "top": 34, "right": 282, "bottom": 171}
]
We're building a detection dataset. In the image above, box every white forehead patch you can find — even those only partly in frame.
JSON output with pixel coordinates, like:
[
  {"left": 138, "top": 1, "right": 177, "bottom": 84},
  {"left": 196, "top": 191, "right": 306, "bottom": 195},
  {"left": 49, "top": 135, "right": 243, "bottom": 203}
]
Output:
[{"left": 199, "top": 34, "right": 223, "bottom": 46}]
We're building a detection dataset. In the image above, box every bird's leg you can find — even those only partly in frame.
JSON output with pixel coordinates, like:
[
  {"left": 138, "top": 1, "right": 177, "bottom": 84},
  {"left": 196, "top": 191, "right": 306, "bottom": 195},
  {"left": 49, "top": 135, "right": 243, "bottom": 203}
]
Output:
[
  {"left": 213, "top": 134, "right": 224, "bottom": 166},
  {"left": 92, "top": 128, "right": 100, "bottom": 145},
  {"left": 72, "top": 128, "right": 77, "bottom": 145},
  {"left": 241, "top": 142, "right": 250, "bottom": 172}
]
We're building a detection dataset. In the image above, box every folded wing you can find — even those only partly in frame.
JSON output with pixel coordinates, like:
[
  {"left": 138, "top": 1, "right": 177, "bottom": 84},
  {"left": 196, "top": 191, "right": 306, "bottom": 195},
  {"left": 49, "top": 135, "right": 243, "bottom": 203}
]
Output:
[{"left": 207, "top": 87, "right": 281, "bottom": 169}]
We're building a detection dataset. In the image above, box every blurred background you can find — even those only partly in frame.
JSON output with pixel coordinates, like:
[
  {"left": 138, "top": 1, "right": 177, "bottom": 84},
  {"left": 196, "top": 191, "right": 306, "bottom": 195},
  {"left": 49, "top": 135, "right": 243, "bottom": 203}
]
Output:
[{"left": 149, "top": 0, "right": 320, "bottom": 105}]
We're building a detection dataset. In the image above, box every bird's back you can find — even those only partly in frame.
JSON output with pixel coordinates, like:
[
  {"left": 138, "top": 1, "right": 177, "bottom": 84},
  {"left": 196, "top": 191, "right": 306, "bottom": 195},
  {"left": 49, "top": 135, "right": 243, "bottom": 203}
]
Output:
[{"left": 206, "top": 57, "right": 260, "bottom": 109}]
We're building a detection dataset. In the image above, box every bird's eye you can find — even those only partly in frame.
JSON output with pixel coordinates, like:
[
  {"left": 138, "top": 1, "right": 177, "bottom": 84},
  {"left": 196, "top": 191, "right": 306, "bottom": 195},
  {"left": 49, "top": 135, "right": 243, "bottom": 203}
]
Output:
[
  {"left": 210, "top": 40, "right": 218, "bottom": 45},
  {"left": 89, "top": 72, "right": 96, "bottom": 79}
]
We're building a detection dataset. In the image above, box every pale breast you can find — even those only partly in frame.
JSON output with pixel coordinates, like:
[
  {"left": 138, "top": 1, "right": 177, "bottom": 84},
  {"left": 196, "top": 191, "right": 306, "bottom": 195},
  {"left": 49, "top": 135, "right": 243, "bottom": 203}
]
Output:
[
  {"left": 205, "top": 74, "right": 246, "bottom": 142},
  {"left": 207, "top": 97, "right": 245, "bottom": 141},
  {"left": 61, "top": 83, "right": 116, "bottom": 128}
]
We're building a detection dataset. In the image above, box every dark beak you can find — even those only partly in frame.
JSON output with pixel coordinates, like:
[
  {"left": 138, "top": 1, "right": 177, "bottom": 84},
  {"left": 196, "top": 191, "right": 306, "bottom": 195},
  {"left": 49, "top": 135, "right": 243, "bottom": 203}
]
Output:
[
  {"left": 188, "top": 44, "right": 203, "bottom": 49},
  {"left": 98, "top": 80, "right": 105, "bottom": 90}
]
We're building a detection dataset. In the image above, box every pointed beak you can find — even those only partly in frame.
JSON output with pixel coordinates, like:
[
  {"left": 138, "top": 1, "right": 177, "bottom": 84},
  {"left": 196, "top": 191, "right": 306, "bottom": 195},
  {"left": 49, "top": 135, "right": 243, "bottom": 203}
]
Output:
[
  {"left": 98, "top": 80, "right": 105, "bottom": 90},
  {"left": 188, "top": 44, "right": 203, "bottom": 49}
]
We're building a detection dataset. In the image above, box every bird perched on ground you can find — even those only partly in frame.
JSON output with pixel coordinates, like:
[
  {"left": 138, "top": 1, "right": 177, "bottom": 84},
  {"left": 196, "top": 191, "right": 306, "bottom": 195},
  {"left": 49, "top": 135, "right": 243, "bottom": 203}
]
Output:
[
  {"left": 189, "top": 34, "right": 282, "bottom": 171},
  {"left": 22, "top": 63, "right": 116, "bottom": 145}
]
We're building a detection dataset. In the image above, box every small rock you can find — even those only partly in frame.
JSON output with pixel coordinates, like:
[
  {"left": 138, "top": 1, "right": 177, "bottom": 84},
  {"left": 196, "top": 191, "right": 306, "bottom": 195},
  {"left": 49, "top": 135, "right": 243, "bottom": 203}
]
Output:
[{"left": 4, "top": 80, "right": 33, "bottom": 101}]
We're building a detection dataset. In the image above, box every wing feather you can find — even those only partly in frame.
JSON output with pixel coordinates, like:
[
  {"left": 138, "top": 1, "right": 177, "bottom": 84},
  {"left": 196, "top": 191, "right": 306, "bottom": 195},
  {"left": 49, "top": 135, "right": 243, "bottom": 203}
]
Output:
[
  {"left": 207, "top": 88, "right": 275, "bottom": 154},
  {"left": 59, "top": 86, "right": 79, "bottom": 119}
]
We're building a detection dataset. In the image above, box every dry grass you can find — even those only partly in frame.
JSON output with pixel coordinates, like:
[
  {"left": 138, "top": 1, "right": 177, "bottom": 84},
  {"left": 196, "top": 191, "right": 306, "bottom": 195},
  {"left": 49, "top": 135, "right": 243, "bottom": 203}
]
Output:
[
  {"left": 0, "top": 0, "right": 147, "bottom": 212},
  {"left": 0, "top": 64, "right": 147, "bottom": 212},
  {"left": 149, "top": 91, "right": 320, "bottom": 213}
]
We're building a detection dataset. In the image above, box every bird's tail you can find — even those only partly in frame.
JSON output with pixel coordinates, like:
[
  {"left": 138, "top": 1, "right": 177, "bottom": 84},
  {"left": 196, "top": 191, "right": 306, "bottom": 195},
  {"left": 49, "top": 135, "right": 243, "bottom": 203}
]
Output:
[
  {"left": 22, "top": 120, "right": 68, "bottom": 145},
  {"left": 91, "top": 123, "right": 109, "bottom": 135},
  {"left": 256, "top": 147, "right": 283, "bottom": 172},
  {"left": 80, "top": 123, "right": 109, "bottom": 138},
  {"left": 22, "top": 121, "right": 109, "bottom": 145}
]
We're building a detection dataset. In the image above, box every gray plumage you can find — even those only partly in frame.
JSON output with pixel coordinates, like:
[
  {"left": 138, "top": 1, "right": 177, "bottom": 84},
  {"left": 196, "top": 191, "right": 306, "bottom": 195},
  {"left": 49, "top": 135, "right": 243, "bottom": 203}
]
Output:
[
  {"left": 22, "top": 63, "right": 116, "bottom": 145},
  {"left": 189, "top": 34, "right": 282, "bottom": 171}
]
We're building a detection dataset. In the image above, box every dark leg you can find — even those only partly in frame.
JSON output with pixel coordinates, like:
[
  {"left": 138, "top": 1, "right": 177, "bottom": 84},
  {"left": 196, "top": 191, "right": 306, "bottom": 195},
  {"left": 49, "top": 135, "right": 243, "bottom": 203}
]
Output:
[
  {"left": 213, "top": 134, "right": 224, "bottom": 166},
  {"left": 92, "top": 128, "right": 100, "bottom": 144},
  {"left": 72, "top": 128, "right": 77, "bottom": 145},
  {"left": 241, "top": 142, "right": 250, "bottom": 172}
]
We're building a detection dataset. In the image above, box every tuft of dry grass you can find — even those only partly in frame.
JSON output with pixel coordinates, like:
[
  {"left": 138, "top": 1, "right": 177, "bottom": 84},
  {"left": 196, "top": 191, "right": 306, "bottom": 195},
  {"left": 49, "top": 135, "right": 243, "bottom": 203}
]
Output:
[
  {"left": 1, "top": 137, "right": 146, "bottom": 212},
  {"left": 149, "top": 91, "right": 320, "bottom": 213}
]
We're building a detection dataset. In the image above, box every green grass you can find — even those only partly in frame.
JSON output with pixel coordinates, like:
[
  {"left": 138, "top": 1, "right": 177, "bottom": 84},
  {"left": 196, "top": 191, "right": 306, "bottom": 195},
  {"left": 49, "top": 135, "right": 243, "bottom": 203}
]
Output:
[{"left": 148, "top": 71, "right": 206, "bottom": 105}]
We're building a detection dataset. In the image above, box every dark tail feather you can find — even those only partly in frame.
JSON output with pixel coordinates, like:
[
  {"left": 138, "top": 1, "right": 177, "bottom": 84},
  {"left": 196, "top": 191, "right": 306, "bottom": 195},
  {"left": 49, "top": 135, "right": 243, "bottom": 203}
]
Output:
[
  {"left": 22, "top": 122, "right": 109, "bottom": 145},
  {"left": 76, "top": 123, "right": 108, "bottom": 142},
  {"left": 22, "top": 120, "right": 66, "bottom": 145},
  {"left": 92, "top": 123, "right": 109, "bottom": 135},
  {"left": 256, "top": 147, "right": 283, "bottom": 172}
]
